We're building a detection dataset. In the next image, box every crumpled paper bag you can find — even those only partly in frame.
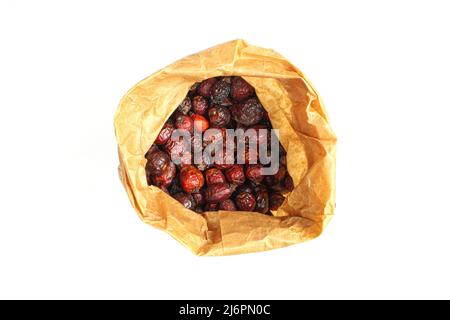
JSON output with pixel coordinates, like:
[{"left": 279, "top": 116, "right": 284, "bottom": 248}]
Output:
[{"left": 114, "top": 39, "right": 336, "bottom": 256}]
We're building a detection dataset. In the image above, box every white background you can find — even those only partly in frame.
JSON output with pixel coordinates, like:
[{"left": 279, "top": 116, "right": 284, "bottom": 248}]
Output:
[{"left": 1, "top": 0, "right": 449, "bottom": 300}]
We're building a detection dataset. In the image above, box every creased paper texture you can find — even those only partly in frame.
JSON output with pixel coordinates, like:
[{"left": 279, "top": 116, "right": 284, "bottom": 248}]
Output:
[{"left": 114, "top": 39, "right": 336, "bottom": 256}]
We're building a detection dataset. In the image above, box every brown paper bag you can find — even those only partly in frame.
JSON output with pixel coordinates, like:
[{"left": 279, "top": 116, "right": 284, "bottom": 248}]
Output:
[{"left": 114, "top": 39, "right": 336, "bottom": 256}]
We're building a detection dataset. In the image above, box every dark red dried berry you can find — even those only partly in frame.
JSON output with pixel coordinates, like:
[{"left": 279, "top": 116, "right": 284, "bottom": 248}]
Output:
[
  {"left": 191, "top": 114, "right": 209, "bottom": 132},
  {"left": 197, "top": 78, "right": 217, "bottom": 97},
  {"left": 205, "top": 202, "right": 219, "bottom": 211},
  {"left": 203, "top": 127, "right": 227, "bottom": 147},
  {"left": 235, "top": 192, "right": 256, "bottom": 211},
  {"left": 213, "top": 150, "right": 234, "bottom": 170},
  {"left": 219, "top": 199, "right": 237, "bottom": 211},
  {"left": 177, "top": 97, "right": 192, "bottom": 115},
  {"left": 231, "top": 98, "right": 265, "bottom": 126},
  {"left": 180, "top": 165, "right": 205, "bottom": 194},
  {"left": 208, "top": 105, "right": 231, "bottom": 128},
  {"left": 145, "top": 150, "right": 170, "bottom": 176},
  {"left": 245, "top": 164, "right": 264, "bottom": 184},
  {"left": 225, "top": 165, "right": 245, "bottom": 185},
  {"left": 273, "top": 165, "right": 287, "bottom": 184},
  {"left": 205, "top": 168, "right": 226, "bottom": 186},
  {"left": 145, "top": 144, "right": 159, "bottom": 159},
  {"left": 192, "top": 95, "right": 209, "bottom": 115},
  {"left": 155, "top": 120, "right": 175, "bottom": 145},
  {"left": 255, "top": 189, "right": 269, "bottom": 214},
  {"left": 173, "top": 192, "right": 196, "bottom": 210},
  {"left": 231, "top": 77, "right": 254, "bottom": 102},
  {"left": 210, "top": 77, "right": 231, "bottom": 104},
  {"left": 204, "top": 183, "right": 236, "bottom": 203},
  {"left": 283, "top": 175, "right": 294, "bottom": 192},
  {"left": 165, "top": 136, "right": 190, "bottom": 160},
  {"left": 269, "top": 193, "right": 285, "bottom": 211},
  {"left": 175, "top": 112, "right": 194, "bottom": 133},
  {"left": 170, "top": 177, "right": 183, "bottom": 195},
  {"left": 192, "top": 191, "right": 206, "bottom": 207},
  {"left": 151, "top": 161, "right": 176, "bottom": 187},
  {"left": 236, "top": 183, "right": 253, "bottom": 195}
]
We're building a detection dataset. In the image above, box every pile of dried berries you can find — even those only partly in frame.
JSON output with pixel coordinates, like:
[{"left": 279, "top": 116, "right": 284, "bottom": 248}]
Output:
[{"left": 145, "top": 76, "right": 294, "bottom": 215}]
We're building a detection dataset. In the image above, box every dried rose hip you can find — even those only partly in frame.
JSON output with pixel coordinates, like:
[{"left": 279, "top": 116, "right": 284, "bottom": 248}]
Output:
[
  {"left": 225, "top": 165, "right": 245, "bottom": 185},
  {"left": 145, "top": 150, "right": 170, "bottom": 176},
  {"left": 204, "top": 183, "right": 236, "bottom": 203},
  {"left": 231, "top": 98, "right": 265, "bottom": 126},
  {"left": 213, "top": 150, "right": 234, "bottom": 170},
  {"left": 197, "top": 78, "right": 217, "bottom": 97},
  {"left": 155, "top": 120, "right": 175, "bottom": 145},
  {"left": 220, "top": 199, "right": 237, "bottom": 211},
  {"left": 170, "top": 177, "right": 183, "bottom": 195},
  {"left": 145, "top": 144, "right": 159, "bottom": 159},
  {"left": 210, "top": 77, "right": 231, "bottom": 104},
  {"left": 175, "top": 112, "right": 194, "bottom": 133},
  {"left": 205, "top": 202, "right": 219, "bottom": 211},
  {"left": 180, "top": 165, "right": 205, "bottom": 193},
  {"left": 236, "top": 183, "right": 253, "bottom": 195},
  {"left": 192, "top": 191, "right": 206, "bottom": 207},
  {"left": 255, "top": 189, "right": 269, "bottom": 214},
  {"left": 231, "top": 77, "right": 254, "bottom": 102},
  {"left": 165, "top": 136, "right": 190, "bottom": 160},
  {"left": 192, "top": 95, "right": 209, "bottom": 115},
  {"left": 191, "top": 114, "right": 209, "bottom": 132},
  {"left": 283, "top": 175, "right": 294, "bottom": 192},
  {"left": 235, "top": 192, "right": 256, "bottom": 211},
  {"left": 177, "top": 97, "right": 192, "bottom": 115},
  {"left": 273, "top": 165, "right": 287, "bottom": 184},
  {"left": 173, "top": 192, "right": 196, "bottom": 210},
  {"left": 245, "top": 164, "right": 264, "bottom": 184},
  {"left": 269, "top": 193, "right": 285, "bottom": 211},
  {"left": 203, "top": 127, "right": 226, "bottom": 147},
  {"left": 205, "top": 168, "right": 226, "bottom": 186},
  {"left": 151, "top": 161, "right": 176, "bottom": 187},
  {"left": 208, "top": 105, "right": 230, "bottom": 128}
]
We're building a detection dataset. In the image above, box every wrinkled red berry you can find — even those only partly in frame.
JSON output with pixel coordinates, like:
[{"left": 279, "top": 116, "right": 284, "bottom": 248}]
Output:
[
  {"left": 177, "top": 97, "right": 191, "bottom": 115},
  {"left": 191, "top": 114, "right": 209, "bottom": 132},
  {"left": 165, "top": 136, "right": 190, "bottom": 161},
  {"left": 225, "top": 165, "right": 245, "bottom": 185},
  {"left": 155, "top": 120, "right": 175, "bottom": 145},
  {"left": 273, "top": 165, "right": 287, "bottom": 184},
  {"left": 231, "top": 98, "right": 265, "bottom": 126},
  {"left": 197, "top": 78, "right": 217, "bottom": 97},
  {"left": 203, "top": 127, "right": 227, "bottom": 147},
  {"left": 236, "top": 183, "right": 253, "bottom": 195},
  {"left": 205, "top": 168, "right": 226, "bottom": 186},
  {"left": 231, "top": 77, "right": 254, "bottom": 102},
  {"left": 204, "top": 183, "right": 236, "bottom": 203},
  {"left": 235, "top": 192, "right": 256, "bottom": 211},
  {"left": 180, "top": 165, "right": 205, "bottom": 193},
  {"left": 192, "top": 95, "right": 209, "bottom": 115},
  {"left": 245, "top": 164, "right": 264, "bottom": 184},
  {"left": 145, "top": 150, "right": 170, "bottom": 176},
  {"left": 213, "top": 150, "right": 234, "bottom": 170},
  {"left": 255, "top": 189, "right": 269, "bottom": 214},
  {"left": 269, "top": 193, "right": 285, "bottom": 211},
  {"left": 173, "top": 192, "right": 196, "bottom": 210},
  {"left": 169, "top": 177, "right": 183, "bottom": 195},
  {"left": 283, "top": 175, "right": 294, "bottom": 192},
  {"left": 175, "top": 112, "right": 194, "bottom": 133},
  {"left": 220, "top": 199, "right": 237, "bottom": 211},
  {"left": 208, "top": 105, "right": 230, "bottom": 128},
  {"left": 205, "top": 202, "right": 219, "bottom": 211},
  {"left": 210, "top": 77, "right": 231, "bottom": 104},
  {"left": 192, "top": 191, "right": 206, "bottom": 207},
  {"left": 145, "top": 144, "right": 159, "bottom": 159},
  {"left": 151, "top": 161, "right": 176, "bottom": 187}
]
